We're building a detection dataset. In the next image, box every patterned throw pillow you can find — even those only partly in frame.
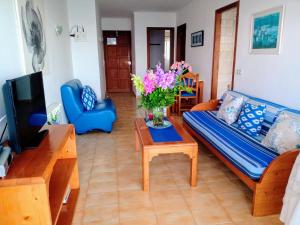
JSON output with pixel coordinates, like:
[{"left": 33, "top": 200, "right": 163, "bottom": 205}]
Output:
[
  {"left": 81, "top": 85, "right": 97, "bottom": 111},
  {"left": 262, "top": 111, "right": 300, "bottom": 154},
  {"left": 237, "top": 103, "right": 266, "bottom": 137},
  {"left": 217, "top": 94, "right": 244, "bottom": 125}
]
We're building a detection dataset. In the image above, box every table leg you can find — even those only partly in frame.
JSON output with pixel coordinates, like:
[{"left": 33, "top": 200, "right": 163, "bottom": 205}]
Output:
[
  {"left": 190, "top": 148, "right": 198, "bottom": 187},
  {"left": 142, "top": 150, "right": 150, "bottom": 192},
  {"left": 135, "top": 129, "right": 140, "bottom": 152}
]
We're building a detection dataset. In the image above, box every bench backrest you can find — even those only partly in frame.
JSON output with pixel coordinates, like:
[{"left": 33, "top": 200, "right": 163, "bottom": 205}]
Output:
[{"left": 221, "top": 91, "right": 300, "bottom": 136}]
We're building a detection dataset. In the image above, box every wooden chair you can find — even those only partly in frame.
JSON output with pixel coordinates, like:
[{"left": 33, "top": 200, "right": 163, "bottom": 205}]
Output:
[{"left": 178, "top": 72, "right": 199, "bottom": 115}]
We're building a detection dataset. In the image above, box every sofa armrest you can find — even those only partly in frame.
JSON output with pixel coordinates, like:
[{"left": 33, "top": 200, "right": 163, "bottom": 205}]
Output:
[
  {"left": 259, "top": 149, "right": 300, "bottom": 185},
  {"left": 190, "top": 99, "right": 219, "bottom": 111}
]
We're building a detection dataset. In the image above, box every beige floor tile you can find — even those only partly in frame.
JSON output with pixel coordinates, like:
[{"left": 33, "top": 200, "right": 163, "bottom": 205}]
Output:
[
  {"left": 85, "top": 192, "right": 118, "bottom": 207},
  {"left": 157, "top": 211, "right": 196, "bottom": 225},
  {"left": 118, "top": 175, "right": 141, "bottom": 191},
  {"left": 207, "top": 179, "right": 246, "bottom": 194},
  {"left": 149, "top": 176, "right": 178, "bottom": 191},
  {"left": 119, "top": 190, "right": 155, "bottom": 218},
  {"left": 89, "top": 171, "right": 117, "bottom": 183},
  {"left": 182, "top": 191, "right": 220, "bottom": 211},
  {"left": 83, "top": 204, "right": 119, "bottom": 223},
  {"left": 150, "top": 190, "right": 189, "bottom": 214},
  {"left": 192, "top": 205, "right": 232, "bottom": 225},
  {"left": 88, "top": 180, "right": 118, "bottom": 194},
  {"left": 83, "top": 218, "right": 119, "bottom": 225},
  {"left": 119, "top": 215, "right": 157, "bottom": 225}
]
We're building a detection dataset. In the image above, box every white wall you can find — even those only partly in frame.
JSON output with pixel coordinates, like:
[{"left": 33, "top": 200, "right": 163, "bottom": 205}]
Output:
[
  {"left": 95, "top": 1, "right": 106, "bottom": 98},
  {"left": 43, "top": 0, "right": 74, "bottom": 108},
  {"left": 101, "top": 17, "right": 132, "bottom": 30},
  {"left": 0, "top": 1, "right": 24, "bottom": 119},
  {"left": 0, "top": 0, "right": 24, "bottom": 137},
  {"left": 177, "top": 0, "right": 300, "bottom": 109},
  {"left": 234, "top": 0, "right": 300, "bottom": 109},
  {"left": 133, "top": 12, "right": 176, "bottom": 81},
  {"left": 0, "top": 0, "right": 74, "bottom": 139},
  {"left": 67, "top": 0, "right": 103, "bottom": 98},
  {"left": 176, "top": 0, "right": 235, "bottom": 101}
]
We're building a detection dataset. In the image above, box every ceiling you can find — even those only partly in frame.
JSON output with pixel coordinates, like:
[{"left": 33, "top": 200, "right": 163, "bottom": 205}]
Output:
[{"left": 97, "top": 0, "right": 193, "bottom": 17}]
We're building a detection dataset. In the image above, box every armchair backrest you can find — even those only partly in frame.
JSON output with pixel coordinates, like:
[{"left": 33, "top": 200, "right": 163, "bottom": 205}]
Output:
[
  {"left": 61, "top": 79, "right": 84, "bottom": 122},
  {"left": 180, "top": 72, "right": 199, "bottom": 93}
]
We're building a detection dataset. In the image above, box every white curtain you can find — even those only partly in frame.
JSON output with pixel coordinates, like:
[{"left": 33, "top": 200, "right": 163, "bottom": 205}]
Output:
[{"left": 280, "top": 154, "right": 300, "bottom": 225}]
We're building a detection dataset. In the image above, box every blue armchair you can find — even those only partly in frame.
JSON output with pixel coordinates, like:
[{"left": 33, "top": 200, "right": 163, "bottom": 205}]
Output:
[{"left": 61, "top": 79, "right": 116, "bottom": 134}]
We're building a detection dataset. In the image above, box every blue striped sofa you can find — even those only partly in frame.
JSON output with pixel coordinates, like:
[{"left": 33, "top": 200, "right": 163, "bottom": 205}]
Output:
[{"left": 183, "top": 91, "right": 299, "bottom": 216}]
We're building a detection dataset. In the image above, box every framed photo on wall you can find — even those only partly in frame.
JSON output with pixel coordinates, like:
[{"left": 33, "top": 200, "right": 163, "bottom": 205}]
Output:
[
  {"left": 17, "top": 0, "right": 48, "bottom": 74},
  {"left": 250, "top": 6, "right": 285, "bottom": 54},
  {"left": 191, "top": 30, "right": 204, "bottom": 47}
]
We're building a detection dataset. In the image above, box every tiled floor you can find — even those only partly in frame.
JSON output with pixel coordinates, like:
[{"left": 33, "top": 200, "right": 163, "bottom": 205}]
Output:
[{"left": 72, "top": 93, "right": 283, "bottom": 225}]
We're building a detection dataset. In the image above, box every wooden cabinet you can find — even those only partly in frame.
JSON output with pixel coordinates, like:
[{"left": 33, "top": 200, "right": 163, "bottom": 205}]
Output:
[{"left": 0, "top": 125, "right": 80, "bottom": 225}]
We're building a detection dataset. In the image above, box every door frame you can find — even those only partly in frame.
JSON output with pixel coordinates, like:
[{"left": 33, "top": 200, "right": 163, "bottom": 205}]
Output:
[
  {"left": 176, "top": 23, "right": 187, "bottom": 61},
  {"left": 103, "top": 30, "right": 132, "bottom": 93},
  {"left": 211, "top": 1, "right": 240, "bottom": 99},
  {"left": 146, "top": 27, "right": 175, "bottom": 69}
]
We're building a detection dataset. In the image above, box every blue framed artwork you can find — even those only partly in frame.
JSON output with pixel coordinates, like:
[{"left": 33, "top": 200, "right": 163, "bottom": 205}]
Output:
[
  {"left": 250, "top": 6, "right": 284, "bottom": 54},
  {"left": 191, "top": 30, "right": 204, "bottom": 47}
]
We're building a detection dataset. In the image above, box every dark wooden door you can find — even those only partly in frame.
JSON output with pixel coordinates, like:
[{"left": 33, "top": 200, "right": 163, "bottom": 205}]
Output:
[
  {"left": 103, "top": 31, "right": 132, "bottom": 92},
  {"left": 176, "top": 23, "right": 186, "bottom": 61}
]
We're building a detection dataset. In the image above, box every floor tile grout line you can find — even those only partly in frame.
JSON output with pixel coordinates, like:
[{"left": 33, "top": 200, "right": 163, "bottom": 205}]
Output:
[
  {"left": 169, "top": 158, "right": 199, "bottom": 225},
  {"left": 79, "top": 142, "right": 97, "bottom": 225}
]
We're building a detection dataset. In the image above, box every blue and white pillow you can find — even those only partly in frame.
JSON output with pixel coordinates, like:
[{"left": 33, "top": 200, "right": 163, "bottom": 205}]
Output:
[
  {"left": 217, "top": 94, "right": 244, "bottom": 125},
  {"left": 237, "top": 103, "right": 266, "bottom": 137},
  {"left": 81, "top": 85, "right": 97, "bottom": 111}
]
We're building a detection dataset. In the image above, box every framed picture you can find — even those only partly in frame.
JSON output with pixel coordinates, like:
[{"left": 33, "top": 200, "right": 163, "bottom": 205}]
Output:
[
  {"left": 250, "top": 6, "right": 284, "bottom": 54},
  {"left": 16, "top": 0, "right": 48, "bottom": 73},
  {"left": 191, "top": 30, "right": 204, "bottom": 47}
]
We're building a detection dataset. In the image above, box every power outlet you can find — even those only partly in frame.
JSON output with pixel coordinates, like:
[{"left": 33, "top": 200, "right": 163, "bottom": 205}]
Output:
[
  {"left": 236, "top": 69, "right": 243, "bottom": 76},
  {"left": 74, "top": 30, "right": 87, "bottom": 42}
]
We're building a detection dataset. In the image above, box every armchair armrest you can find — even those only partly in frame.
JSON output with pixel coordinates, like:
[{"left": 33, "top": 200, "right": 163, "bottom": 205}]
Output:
[{"left": 190, "top": 99, "right": 219, "bottom": 111}]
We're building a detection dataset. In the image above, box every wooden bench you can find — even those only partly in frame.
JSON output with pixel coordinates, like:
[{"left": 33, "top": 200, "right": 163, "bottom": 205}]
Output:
[{"left": 183, "top": 100, "right": 300, "bottom": 216}]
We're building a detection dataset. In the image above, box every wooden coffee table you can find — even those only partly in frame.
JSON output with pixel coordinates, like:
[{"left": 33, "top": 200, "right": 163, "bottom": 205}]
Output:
[{"left": 134, "top": 118, "right": 198, "bottom": 192}]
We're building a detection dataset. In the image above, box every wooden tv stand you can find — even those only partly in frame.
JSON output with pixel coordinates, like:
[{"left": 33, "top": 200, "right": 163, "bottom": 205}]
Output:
[{"left": 0, "top": 125, "right": 80, "bottom": 225}]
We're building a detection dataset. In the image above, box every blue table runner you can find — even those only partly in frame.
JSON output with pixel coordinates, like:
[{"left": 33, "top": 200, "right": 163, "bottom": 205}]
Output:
[{"left": 148, "top": 125, "right": 183, "bottom": 143}]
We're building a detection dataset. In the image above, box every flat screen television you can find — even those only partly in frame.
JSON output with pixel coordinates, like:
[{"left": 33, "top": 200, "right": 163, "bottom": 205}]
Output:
[{"left": 3, "top": 72, "right": 48, "bottom": 154}]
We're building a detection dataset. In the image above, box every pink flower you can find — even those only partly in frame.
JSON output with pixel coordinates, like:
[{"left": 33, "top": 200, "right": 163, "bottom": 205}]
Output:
[
  {"left": 157, "top": 71, "right": 176, "bottom": 89},
  {"left": 188, "top": 66, "right": 192, "bottom": 71},
  {"left": 143, "top": 70, "right": 157, "bottom": 95}
]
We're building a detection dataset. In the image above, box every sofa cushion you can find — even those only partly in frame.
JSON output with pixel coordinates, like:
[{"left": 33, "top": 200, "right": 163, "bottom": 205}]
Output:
[
  {"left": 81, "top": 85, "right": 97, "bottom": 111},
  {"left": 262, "top": 111, "right": 300, "bottom": 154},
  {"left": 219, "top": 91, "right": 287, "bottom": 136},
  {"left": 246, "top": 99, "right": 286, "bottom": 136},
  {"left": 217, "top": 94, "right": 244, "bottom": 125},
  {"left": 237, "top": 103, "right": 266, "bottom": 137},
  {"left": 183, "top": 111, "right": 278, "bottom": 180},
  {"left": 217, "top": 90, "right": 249, "bottom": 110}
]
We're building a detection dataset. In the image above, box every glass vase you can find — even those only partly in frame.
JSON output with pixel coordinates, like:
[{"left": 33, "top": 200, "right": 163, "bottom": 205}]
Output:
[{"left": 152, "top": 107, "right": 164, "bottom": 127}]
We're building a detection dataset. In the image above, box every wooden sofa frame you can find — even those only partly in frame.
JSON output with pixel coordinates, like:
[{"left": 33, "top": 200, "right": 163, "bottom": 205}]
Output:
[{"left": 183, "top": 100, "right": 300, "bottom": 216}]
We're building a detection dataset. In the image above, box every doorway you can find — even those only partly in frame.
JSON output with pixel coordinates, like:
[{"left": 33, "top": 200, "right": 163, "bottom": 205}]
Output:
[
  {"left": 147, "top": 27, "right": 174, "bottom": 71},
  {"left": 103, "top": 31, "right": 132, "bottom": 93},
  {"left": 211, "top": 1, "right": 239, "bottom": 99},
  {"left": 176, "top": 23, "right": 186, "bottom": 61}
]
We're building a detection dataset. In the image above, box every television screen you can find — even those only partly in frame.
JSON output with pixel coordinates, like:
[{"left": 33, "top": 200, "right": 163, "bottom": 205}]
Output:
[{"left": 4, "top": 72, "right": 48, "bottom": 153}]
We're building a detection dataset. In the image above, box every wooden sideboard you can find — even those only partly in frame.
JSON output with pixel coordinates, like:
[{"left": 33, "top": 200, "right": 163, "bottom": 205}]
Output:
[{"left": 0, "top": 125, "right": 79, "bottom": 225}]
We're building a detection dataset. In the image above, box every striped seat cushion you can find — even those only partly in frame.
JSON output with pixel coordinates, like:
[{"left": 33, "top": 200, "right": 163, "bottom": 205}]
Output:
[{"left": 183, "top": 111, "right": 279, "bottom": 180}]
